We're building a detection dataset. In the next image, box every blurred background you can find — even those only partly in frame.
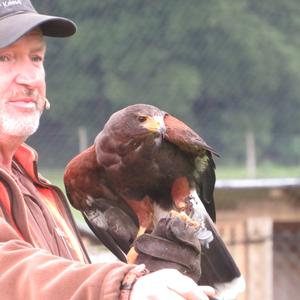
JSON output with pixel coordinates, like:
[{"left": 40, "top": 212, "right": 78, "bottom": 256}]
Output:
[{"left": 30, "top": 1, "right": 300, "bottom": 300}]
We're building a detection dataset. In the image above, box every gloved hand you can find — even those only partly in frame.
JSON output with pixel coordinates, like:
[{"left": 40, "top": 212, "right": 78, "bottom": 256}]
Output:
[{"left": 134, "top": 216, "right": 202, "bottom": 283}]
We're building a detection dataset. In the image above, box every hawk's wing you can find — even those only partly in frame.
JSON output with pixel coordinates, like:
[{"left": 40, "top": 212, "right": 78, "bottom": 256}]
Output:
[
  {"left": 164, "top": 113, "right": 218, "bottom": 221},
  {"left": 64, "top": 145, "right": 138, "bottom": 262}
]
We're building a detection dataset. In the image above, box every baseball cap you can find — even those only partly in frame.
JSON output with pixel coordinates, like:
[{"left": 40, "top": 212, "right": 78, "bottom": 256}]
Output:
[{"left": 0, "top": 0, "right": 76, "bottom": 48}]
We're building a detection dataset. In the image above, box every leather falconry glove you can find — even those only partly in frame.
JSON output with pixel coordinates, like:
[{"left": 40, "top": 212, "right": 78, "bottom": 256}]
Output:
[{"left": 134, "top": 216, "right": 202, "bottom": 283}]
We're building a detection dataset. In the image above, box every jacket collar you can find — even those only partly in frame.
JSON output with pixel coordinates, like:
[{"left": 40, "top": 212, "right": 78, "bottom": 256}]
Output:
[{"left": 13, "top": 143, "right": 43, "bottom": 184}]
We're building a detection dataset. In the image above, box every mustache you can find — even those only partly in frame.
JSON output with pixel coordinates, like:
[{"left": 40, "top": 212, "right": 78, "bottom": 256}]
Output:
[
  {"left": 7, "top": 88, "right": 50, "bottom": 110},
  {"left": 8, "top": 88, "right": 39, "bottom": 99}
]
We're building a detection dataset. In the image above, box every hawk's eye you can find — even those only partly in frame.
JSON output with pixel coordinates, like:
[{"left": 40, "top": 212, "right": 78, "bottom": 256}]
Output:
[{"left": 138, "top": 116, "right": 147, "bottom": 122}]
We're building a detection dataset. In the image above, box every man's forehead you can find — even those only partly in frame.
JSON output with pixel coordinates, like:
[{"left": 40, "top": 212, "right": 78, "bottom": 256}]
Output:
[
  {"left": 25, "top": 28, "right": 44, "bottom": 38},
  {"left": 11, "top": 28, "right": 46, "bottom": 50}
]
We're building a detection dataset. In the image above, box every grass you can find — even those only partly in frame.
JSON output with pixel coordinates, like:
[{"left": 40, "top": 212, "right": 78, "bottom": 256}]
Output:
[
  {"left": 216, "top": 164, "right": 300, "bottom": 179},
  {"left": 40, "top": 168, "right": 65, "bottom": 190}
]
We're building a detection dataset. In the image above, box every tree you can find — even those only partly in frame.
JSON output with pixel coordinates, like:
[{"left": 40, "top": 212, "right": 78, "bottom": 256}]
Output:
[{"left": 30, "top": 0, "right": 300, "bottom": 167}]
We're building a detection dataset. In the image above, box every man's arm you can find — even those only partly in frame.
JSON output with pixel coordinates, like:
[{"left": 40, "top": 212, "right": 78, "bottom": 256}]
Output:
[
  {"left": 0, "top": 209, "right": 216, "bottom": 300},
  {"left": 0, "top": 215, "right": 134, "bottom": 300}
]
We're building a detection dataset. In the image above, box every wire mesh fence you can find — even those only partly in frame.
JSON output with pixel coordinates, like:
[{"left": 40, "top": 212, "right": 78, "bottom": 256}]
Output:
[
  {"left": 28, "top": 0, "right": 300, "bottom": 176},
  {"left": 19, "top": 3, "right": 300, "bottom": 300}
]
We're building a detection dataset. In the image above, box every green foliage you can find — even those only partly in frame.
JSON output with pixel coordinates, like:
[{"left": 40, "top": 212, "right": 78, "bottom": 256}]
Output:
[{"left": 30, "top": 0, "right": 300, "bottom": 168}]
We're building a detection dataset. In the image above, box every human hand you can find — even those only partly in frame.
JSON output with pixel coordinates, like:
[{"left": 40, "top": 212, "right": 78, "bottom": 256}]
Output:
[{"left": 130, "top": 269, "right": 216, "bottom": 300}]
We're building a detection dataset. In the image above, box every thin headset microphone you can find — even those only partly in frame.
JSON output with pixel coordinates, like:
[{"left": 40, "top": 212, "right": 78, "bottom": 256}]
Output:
[{"left": 44, "top": 97, "right": 50, "bottom": 110}]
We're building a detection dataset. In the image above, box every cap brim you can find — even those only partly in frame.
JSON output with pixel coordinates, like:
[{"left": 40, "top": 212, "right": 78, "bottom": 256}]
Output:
[{"left": 0, "top": 12, "right": 77, "bottom": 48}]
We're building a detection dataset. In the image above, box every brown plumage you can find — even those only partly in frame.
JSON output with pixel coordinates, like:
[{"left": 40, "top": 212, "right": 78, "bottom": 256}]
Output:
[{"left": 64, "top": 104, "right": 244, "bottom": 298}]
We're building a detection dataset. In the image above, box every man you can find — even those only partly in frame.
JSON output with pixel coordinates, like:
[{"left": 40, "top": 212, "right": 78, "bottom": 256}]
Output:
[{"left": 0, "top": 1, "right": 215, "bottom": 299}]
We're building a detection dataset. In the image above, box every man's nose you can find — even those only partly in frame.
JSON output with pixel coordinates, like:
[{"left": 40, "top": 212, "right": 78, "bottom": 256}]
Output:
[{"left": 14, "top": 63, "right": 44, "bottom": 88}]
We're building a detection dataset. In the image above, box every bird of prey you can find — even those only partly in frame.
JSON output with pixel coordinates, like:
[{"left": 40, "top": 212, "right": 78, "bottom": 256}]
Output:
[{"left": 64, "top": 104, "right": 245, "bottom": 299}]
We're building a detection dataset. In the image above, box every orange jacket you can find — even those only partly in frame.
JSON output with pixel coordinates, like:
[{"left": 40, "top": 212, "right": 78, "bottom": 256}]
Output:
[{"left": 0, "top": 144, "right": 134, "bottom": 300}]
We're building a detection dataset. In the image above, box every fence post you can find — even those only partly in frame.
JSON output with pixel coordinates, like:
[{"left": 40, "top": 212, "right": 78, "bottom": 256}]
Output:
[
  {"left": 216, "top": 219, "right": 248, "bottom": 300},
  {"left": 78, "top": 126, "right": 88, "bottom": 153},
  {"left": 246, "top": 217, "right": 273, "bottom": 300},
  {"left": 245, "top": 130, "right": 256, "bottom": 178}
]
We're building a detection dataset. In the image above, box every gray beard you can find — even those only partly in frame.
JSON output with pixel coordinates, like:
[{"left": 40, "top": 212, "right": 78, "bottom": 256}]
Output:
[{"left": 0, "top": 111, "right": 41, "bottom": 137}]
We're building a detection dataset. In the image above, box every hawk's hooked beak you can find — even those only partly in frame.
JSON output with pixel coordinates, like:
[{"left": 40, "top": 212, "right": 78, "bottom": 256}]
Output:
[{"left": 142, "top": 116, "right": 166, "bottom": 135}]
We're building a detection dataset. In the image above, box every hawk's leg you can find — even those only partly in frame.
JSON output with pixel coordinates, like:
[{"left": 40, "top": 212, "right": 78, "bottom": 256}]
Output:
[
  {"left": 170, "top": 177, "right": 199, "bottom": 228},
  {"left": 125, "top": 196, "right": 154, "bottom": 264}
]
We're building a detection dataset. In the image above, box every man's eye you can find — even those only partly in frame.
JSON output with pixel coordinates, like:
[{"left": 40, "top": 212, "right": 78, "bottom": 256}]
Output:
[
  {"left": 0, "top": 55, "right": 10, "bottom": 62},
  {"left": 31, "top": 55, "right": 43, "bottom": 62}
]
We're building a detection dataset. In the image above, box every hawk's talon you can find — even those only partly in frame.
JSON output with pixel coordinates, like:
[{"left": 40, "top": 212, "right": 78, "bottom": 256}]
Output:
[
  {"left": 184, "top": 195, "right": 195, "bottom": 216},
  {"left": 169, "top": 210, "right": 200, "bottom": 228}
]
